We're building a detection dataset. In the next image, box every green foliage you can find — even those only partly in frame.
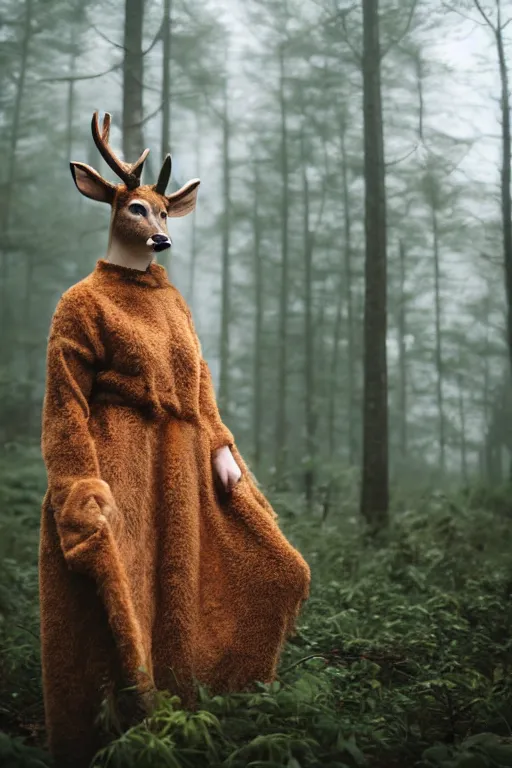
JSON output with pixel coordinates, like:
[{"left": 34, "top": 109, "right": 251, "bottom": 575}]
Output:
[
  {"left": 0, "top": 732, "right": 52, "bottom": 768},
  {"left": 0, "top": 443, "right": 47, "bottom": 562},
  {"left": 464, "top": 483, "right": 512, "bottom": 521},
  {"left": 0, "top": 446, "right": 45, "bottom": 754},
  {"left": 3, "top": 477, "right": 512, "bottom": 767}
]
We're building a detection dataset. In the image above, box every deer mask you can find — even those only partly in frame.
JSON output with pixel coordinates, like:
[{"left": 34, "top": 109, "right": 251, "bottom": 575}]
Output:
[{"left": 70, "top": 111, "right": 200, "bottom": 254}]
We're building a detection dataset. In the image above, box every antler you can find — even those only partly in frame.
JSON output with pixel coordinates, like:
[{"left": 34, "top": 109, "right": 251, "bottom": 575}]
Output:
[
  {"left": 91, "top": 111, "right": 149, "bottom": 189},
  {"left": 155, "top": 154, "right": 172, "bottom": 195}
]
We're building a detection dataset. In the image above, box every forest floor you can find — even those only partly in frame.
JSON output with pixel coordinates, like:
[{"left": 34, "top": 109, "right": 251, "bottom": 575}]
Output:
[{"left": 1, "top": 449, "right": 512, "bottom": 767}]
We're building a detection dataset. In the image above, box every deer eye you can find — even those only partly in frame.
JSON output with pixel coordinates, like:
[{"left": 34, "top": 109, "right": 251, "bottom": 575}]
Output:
[
  {"left": 128, "top": 203, "right": 147, "bottom": 216},
  {"left": 160, "top": 211, "right": 167, "bottom": 219}
]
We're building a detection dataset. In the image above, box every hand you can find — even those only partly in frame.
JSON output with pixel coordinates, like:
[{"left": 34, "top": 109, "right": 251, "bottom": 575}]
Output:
[{"left": 213, "top": 445, "right": 242, "bottom": 492}]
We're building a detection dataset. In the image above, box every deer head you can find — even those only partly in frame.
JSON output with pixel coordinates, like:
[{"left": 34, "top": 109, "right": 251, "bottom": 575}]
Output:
[{"left": 70, "top": 111, "right": 200, "bottom": 256}]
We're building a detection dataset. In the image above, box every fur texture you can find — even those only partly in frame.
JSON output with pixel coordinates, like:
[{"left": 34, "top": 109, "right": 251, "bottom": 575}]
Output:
[{"left": 39, "top": 258, "right": 311, "bottom": 767}]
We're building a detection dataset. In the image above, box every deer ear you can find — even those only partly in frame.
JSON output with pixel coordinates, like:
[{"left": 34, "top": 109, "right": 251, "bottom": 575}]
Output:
[
  {"left": 166, "top": 179, "right": 200, "bottom": 218},
  {"left": 70, "top": 162, "right": 116, "bottom": 204}
]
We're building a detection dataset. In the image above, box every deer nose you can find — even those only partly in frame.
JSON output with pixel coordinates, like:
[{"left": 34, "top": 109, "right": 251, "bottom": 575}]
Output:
[{"left": 146, "top": 233, "right": 172, "bottom": 252}]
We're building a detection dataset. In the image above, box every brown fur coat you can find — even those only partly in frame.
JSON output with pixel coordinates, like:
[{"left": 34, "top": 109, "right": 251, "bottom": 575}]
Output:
[{"left": 38, "top": 258, "right": 310, "bottom": 767}]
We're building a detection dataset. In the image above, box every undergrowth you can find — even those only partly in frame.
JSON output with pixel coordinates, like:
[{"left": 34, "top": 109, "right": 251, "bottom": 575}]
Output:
[{"left": 1, "top": 447, "right": 512, "bottom": 767}]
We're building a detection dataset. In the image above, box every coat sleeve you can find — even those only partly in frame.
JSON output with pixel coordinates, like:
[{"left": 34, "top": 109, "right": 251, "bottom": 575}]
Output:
[
  {"left": 177, "top": 291, "right": 235, "bottom": 453},
  {"left": 41, "top": 289, "right": 119, "bottom": 570},
  {"left": 198, "top": 358, "right": 235, "bottom": 453}
]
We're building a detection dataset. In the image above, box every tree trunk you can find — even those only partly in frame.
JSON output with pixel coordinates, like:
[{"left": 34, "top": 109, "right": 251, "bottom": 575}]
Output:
[
  {"left": 275, "top": 41, "right": 290, "bottom": 484},
  {"left": 340, "top": 109, "right": 356, "bottom": 465},
  {"left": 415, "top": 49, "right": 424, "bottom": 142},
  {"left": 252, "top": 161, "right": 263, "bottom": 472},
  {"left": 496, "top": 13, "right": 512, "bottom": 374},
  {"left": 327, "top": 287, "right": 343, "bottom": 462},
  {"left": 360, "top": 0, "right": 389, "bottom": 530},
  {"left": 66, "top": 24, "right": 77, "bottom": 164},
  {"left": 1, "top": 0, "right": 33, "bottom": 364},
  {"left": 300, "top": 122, "right": 315, "bottom": 511},
  {"left": 327, "top": 110, "right": 356, "bottom": 465},
  {"left": 218, "top": 74, "right": 231, "bottom": 417},
  {"left": 398, "top": 240, "right": 408, "bottom": 459},
  {"left": 485, "top": 392, "right": 505, "bottom": 484},
  {"left": 188, "top": 111, "right": 201, "bottom": 311},
  {"left": 23, "top": 252, "right": 35, "bottom": 433},
  {"left": 457, "top": 372, "right": 468, "bottom": 485},
  {"left": 161, "top": 0, "right": 172, "bottom": 159},
  {"left": 431, "top": 196, "right": 445, "bottom": 474},
  {"left": 482, "top": 290, "right": 491, "bottom": 478},
  {"left": 123, "top": 0, "right": 145, "bottom": 162},
  {"left": 3, "top": 0, "right": 32, "bottom": 229}
]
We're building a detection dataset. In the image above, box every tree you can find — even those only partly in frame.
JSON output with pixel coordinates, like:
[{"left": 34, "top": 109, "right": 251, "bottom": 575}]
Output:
[
  {"left": 161, "top": 0, "right": 172, "bottom": 158},
  {"left": 218, "top": 67, "right": 232, "bottom": 416},
  {"left": 360, "top": 0, "right": 389, "bottom": 530},
  {"left": 472, "top": 0, "right": 512, "bottom": 375},
  {"left": 123, "top": 0, "right": 145, "bottom": 162}
]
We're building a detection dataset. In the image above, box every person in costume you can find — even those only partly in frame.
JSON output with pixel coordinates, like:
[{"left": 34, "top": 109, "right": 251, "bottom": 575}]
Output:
[{"left": 38, "top": 111, "right": 310, "bottom": 767}]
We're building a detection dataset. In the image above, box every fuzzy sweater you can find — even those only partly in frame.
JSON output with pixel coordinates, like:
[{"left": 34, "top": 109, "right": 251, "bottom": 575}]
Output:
[{"left": 38, "top": 258, "right": 310, "bottom": 767}]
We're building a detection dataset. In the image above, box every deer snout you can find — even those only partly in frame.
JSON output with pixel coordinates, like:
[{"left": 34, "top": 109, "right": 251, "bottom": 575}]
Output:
[{"left": 146, "top": 233, "right": 172, "bottom": 252}]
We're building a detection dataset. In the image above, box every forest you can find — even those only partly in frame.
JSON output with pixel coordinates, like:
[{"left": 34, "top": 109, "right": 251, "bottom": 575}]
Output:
[{"left": 2, "top": 0, "right": 512, "bottom": 766}]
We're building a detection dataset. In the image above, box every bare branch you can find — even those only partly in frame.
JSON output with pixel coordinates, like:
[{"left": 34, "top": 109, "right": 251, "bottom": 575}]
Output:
[
  {"left": 91, "top": 23, "right": 124, "bottom": 50},
  {"left": 440, "top": 2, "right": 487, "bottom": 26},
  {"left": 385, "top": 143, "right": 419, "bottom": 167},
  {"left": 135, "top": 103, "right": 164, "bottom": 127},
  {"left": 381, "top": 0, "right": 420, "bottom": 60},
  {"left": 143, "top": 21, "right": 163, "bottom": 56},
  {"left": 90, "top": 19, "right": 163, "bottom": 56},
  {"left": 341, "top": 12, "right": 362, "bottom": 64},
  {"left": 39, "top": 61, "right": 121, "bottom": 83},
  {"left": 322, "top": 1, "right": 358, "bottom": 27},
  {"left": 474, "top": 0, "right": 496, "bottom": 29}
]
